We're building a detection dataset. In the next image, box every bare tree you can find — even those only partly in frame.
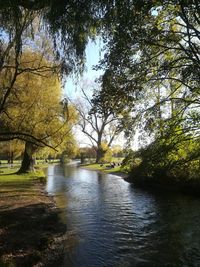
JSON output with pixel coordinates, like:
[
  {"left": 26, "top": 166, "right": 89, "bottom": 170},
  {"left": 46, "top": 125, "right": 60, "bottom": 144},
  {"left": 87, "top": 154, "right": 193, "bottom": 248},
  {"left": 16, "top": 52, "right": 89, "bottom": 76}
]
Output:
[{"left": 75, "top": 88, "right": 123, "bottom": 163}]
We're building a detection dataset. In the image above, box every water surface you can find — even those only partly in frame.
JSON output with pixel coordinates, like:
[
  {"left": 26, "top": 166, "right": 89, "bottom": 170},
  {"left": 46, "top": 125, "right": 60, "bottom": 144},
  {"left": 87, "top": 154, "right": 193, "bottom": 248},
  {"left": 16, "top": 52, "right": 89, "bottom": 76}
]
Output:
[{"left": 46, "top": 163, "right": 200, "bottom": 267}]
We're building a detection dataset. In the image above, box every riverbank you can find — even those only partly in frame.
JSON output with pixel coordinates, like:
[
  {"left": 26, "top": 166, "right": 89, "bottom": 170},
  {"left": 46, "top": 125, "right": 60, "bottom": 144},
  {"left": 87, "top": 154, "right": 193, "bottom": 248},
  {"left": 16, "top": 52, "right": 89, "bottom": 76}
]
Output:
[
  {"left": 124, "top": 173, "right": 200, "bottom": 196},
  {"left": 0, "top": 168, "right": 66, "bottom": 267},
  {"left": 81, "top": 163, "right": 200, "bottom": 196},
  {"left": 80, "top": 163, "right": 128, "bottom": 179}
]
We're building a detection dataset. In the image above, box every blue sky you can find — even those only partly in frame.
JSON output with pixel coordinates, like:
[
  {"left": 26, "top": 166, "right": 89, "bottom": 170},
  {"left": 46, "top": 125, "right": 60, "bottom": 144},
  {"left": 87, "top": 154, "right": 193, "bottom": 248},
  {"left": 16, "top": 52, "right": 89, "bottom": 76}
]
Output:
[{"left": 64, "top": 38, "right": 104, "bottom": 99}]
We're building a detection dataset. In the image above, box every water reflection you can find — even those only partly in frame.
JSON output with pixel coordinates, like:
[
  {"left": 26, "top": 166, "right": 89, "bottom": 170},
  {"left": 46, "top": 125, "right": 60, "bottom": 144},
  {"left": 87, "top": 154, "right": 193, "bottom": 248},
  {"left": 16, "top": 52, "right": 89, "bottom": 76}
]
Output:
[{"left": 46, "top": 164, "right": 200, "bottom": 267}]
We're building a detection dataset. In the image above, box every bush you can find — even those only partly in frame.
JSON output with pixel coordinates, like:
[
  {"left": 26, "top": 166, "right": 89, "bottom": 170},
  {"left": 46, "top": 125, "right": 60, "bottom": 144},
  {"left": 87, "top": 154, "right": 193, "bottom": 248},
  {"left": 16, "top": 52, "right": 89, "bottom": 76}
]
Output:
[{"left": 124, "top": 135, "right": 200, "bottom": 183}]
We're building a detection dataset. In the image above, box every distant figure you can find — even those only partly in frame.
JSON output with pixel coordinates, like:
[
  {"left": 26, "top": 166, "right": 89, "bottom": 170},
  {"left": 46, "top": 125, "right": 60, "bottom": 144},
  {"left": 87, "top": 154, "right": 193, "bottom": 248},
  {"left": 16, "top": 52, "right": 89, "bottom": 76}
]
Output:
[{"left": 110, "top": 162, "right": 115, "bottom": 168}]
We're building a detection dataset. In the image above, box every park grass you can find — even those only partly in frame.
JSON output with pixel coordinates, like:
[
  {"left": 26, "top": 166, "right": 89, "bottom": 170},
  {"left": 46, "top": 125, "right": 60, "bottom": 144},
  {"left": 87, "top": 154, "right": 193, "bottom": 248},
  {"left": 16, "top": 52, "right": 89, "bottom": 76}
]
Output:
[
  {"left": 83, "top": 163, "right": 121, "bottom": 172},
  {"left": 0, "top": 168, "right": 45, "bottom": 181},
  {"left": 81, "top": 163, "right": 128, "bottom": 178},
  {"left": 0, "top": 168, "right": 66, "bottom": 267}
]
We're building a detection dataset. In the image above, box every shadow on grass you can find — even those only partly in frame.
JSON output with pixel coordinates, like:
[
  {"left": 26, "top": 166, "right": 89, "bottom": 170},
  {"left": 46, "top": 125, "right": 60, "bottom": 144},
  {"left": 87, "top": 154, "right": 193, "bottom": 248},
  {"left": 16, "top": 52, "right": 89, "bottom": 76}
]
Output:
[{"left": 0, "top": 203, "right": 66, "bottom": 267}]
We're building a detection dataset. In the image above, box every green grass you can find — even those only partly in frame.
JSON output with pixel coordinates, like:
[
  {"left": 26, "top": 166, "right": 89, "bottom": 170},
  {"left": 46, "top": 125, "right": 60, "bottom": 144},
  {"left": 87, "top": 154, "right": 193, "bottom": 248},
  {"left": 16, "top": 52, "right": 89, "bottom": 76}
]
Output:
[
  {"left": 35, "top": 163, "right": 49, "bottom": 169},
  {"left": 0, "top": 168, "right": 45, "bottom": 183},
  {"left": 0, "top": 165, "right": 65, "bottom": 267},
  {"left": 83, "top": 163, "right": 106, "bottom": 171},
  {"left": 82, "top": 163, "right": 123, "bottom": 174},
  {"left": 105, "top": 166, "right": 122, "bottom": 173}
]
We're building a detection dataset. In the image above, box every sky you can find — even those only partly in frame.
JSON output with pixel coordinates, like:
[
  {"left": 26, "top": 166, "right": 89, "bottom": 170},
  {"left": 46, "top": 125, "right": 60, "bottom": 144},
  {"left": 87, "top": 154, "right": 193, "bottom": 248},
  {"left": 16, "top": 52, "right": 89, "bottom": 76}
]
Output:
[
  {"left": 64, "top": 38, "right": 106, "bottom": 148},
  {"left": 64, "top": 38, "right": 104, "bottom": 100}
]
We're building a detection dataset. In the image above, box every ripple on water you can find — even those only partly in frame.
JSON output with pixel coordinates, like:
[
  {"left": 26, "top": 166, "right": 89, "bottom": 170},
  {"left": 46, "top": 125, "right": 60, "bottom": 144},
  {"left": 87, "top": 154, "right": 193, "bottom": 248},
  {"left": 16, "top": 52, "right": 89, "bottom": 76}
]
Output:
[{"left": 46, "top": 164, "right": 200, "bottom": 267}]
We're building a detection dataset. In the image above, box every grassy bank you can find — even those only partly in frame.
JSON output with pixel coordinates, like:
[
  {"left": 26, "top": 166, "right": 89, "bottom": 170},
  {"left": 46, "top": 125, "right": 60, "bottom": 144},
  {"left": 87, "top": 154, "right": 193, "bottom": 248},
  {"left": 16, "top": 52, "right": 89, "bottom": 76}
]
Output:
[
  {"left": 81, "top": 163, "right": 128, "bottom": 178},
  {"left": 0, "top": 168, "right": 66, "bottom": 267}
]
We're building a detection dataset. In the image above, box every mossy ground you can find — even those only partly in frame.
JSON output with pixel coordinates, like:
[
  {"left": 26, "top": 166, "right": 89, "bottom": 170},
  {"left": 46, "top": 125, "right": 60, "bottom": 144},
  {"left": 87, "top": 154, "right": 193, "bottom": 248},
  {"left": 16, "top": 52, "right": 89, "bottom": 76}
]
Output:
[{"left": 0, "top": 168, "right": 66, "bottom": 267}]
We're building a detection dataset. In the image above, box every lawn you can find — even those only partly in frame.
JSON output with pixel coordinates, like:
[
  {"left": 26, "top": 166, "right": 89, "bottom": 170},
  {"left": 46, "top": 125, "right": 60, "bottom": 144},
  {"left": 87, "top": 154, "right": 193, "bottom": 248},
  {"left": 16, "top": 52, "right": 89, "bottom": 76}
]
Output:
[
  {"left": 82, "top": 163, "right": 126, "bottom": 175},
  {"left": 0, "top": 168, "right": 45, "bottom": 182}
]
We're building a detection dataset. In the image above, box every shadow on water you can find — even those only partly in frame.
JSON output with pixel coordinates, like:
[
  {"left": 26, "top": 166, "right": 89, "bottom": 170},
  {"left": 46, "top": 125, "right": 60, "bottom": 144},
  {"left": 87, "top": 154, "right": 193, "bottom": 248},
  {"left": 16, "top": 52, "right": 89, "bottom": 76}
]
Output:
[{"left": 46, "top": 163, "right": 200, "bottom": 267}]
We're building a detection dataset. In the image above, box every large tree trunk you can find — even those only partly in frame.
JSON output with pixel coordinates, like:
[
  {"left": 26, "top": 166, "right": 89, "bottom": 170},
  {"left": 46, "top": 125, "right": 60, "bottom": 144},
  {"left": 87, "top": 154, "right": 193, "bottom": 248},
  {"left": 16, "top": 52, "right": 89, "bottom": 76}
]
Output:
[
  {"left": 95, "top": 147, "right": 106, "bottom": 163},
  {"left": 17, "top": 141, "right": 37, "bottom": 174}
]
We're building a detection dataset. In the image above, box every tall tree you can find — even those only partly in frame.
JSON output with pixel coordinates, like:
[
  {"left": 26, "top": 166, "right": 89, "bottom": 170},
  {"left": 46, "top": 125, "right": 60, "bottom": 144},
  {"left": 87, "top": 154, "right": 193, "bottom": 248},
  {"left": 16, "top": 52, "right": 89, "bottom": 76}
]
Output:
[{"left": 75, "top": 87, "right": 124, "bottom": 163}]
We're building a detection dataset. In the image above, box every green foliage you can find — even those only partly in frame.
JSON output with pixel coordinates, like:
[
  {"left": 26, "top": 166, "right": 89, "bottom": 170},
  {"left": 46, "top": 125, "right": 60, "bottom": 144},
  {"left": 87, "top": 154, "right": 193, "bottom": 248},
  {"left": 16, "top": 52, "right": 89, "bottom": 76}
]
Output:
[
  {"left": 127, "top": 131, "right": 200, "bottom": 183},
  {"left": 91, "top": 1, "right": 200, "bottom": 186},
  {"left": 61, "top": 140, "right": 79, "bottom": 161},
  {"left": 96, "top": 1, "right": 200, "bottom": 136},
  {"left": 100, "top": 147, "right": 112, "bottom": 163},
  {"left": 1, "top": 49, "right": 78, "bottom": 152},
  {"left": 121, "top": 150, "right": 141, "bottom": 173}
]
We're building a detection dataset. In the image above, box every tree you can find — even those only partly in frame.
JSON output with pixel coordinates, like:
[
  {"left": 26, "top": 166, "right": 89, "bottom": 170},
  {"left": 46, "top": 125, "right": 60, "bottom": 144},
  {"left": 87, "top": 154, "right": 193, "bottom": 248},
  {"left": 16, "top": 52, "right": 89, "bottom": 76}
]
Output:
[
  {"left": 75, "top": 87, "right": 124, "bottom": 163},
  {"left": 0, "top": 0, "right": 120, "bottom": 74},
  {"left": 1, "top": 0, "right": 121, "bottom": 146},
  {"left": 0, "top": 11, "right": 63, "bottom": 145},
  {"left": 1, "top": 0, "right": 114, "bottom": 169},
  {"left": 78, "top": 147, "right": 96, "bottom": 164},
  {"left": 0, "top": 140, "right": 24, "bottom": 162},
  {"left": 88, "top": 1, "right": 200, "bottom": 181},
  {"left": 1, "top": 51, "right": 77, "bottom": 173},
  {"left": 98, "top": 1, "right": 200, "bottom": 135}
]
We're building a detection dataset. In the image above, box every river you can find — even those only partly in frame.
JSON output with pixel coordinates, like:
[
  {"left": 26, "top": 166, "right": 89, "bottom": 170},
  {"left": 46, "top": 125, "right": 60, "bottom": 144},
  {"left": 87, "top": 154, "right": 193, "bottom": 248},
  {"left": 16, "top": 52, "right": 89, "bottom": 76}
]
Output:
[{"left": 46, "top": 163, "right": 200, "bottom": 267}]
